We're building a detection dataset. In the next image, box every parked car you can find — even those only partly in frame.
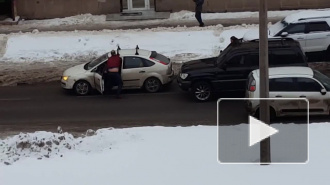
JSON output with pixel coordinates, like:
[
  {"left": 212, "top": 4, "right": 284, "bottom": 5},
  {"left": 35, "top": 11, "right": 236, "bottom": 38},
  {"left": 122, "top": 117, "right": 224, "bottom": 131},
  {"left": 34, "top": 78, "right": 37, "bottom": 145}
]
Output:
[
  {"left": 243, "top": 10, "right": 330, "bottom": 60},
  {"left": 61, "top": 47, "right": 174, "bottom": 95},
  {"left": 246, "top": 66, "right": 330, "bottom": 118},
  {"left": 177, "top": 38, "right": 308, "bottom": 102}
]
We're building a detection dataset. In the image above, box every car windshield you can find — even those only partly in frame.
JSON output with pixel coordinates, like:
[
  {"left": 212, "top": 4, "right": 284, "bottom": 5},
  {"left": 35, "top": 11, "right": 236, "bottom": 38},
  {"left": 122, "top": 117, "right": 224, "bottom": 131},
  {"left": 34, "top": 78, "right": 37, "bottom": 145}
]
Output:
[
  {"left": 216, "top": 44, "right": 235, "bottom": 66},
  {"left": 314, "top": 70, "right": 330, "bottom": 91},
  {"left": 269, "top": 19, "right": 288, "bottom": 36},
  {"left": 84, "top": 53, "right": 108, "bottom": 70}
]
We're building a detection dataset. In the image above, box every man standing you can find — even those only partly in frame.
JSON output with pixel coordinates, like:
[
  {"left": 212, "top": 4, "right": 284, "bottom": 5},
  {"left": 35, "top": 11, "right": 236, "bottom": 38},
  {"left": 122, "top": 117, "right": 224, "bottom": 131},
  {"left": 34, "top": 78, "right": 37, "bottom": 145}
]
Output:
[
  {"left": 193, "top": 0, "right": 205, "bottom": 27},
  {"left": 105, "top": 50, "right": 123, "bottom": 99}
]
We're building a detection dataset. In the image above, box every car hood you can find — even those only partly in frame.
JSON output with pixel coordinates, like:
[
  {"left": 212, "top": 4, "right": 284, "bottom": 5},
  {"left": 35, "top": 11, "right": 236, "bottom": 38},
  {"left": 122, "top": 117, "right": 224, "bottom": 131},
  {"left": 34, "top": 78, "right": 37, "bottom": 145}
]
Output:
[
  {"left": 243, "top": 29, "right": 260, "bottom": 41},
  {"left": 63, "top": 63, "right": 87, "bottom": 76},
  {"left": 181, "top": 57, "right": 217, "bottom": 73},
  {"left": 243, "top": 28, "right": 275, "bottom": 41}
]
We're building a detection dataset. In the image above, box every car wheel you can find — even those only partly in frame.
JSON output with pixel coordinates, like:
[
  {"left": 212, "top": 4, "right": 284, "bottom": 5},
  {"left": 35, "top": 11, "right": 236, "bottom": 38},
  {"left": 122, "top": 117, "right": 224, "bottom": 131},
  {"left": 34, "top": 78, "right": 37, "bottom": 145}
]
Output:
[
  {"left": 192, "top": 81, "right": 212, "bottom": 102},
  {"left": 73, "top": 80, "right": 91, "bottom": 96},
  {"left": 144, "top": 77, "right": 162, "bottom": 93}
]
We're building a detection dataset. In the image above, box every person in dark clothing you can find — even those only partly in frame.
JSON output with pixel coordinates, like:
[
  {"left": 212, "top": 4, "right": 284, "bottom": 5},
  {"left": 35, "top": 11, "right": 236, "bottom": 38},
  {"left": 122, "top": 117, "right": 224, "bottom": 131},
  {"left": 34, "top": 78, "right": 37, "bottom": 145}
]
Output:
[
  {"left": 229, "top": 36, "right": 240, "bottom": 47},
  {"left": 193, "top": 0, "right": 204, "bottom": 27},
  {"left": 104, "top": 50, "right": 123, "bottom": 99}
]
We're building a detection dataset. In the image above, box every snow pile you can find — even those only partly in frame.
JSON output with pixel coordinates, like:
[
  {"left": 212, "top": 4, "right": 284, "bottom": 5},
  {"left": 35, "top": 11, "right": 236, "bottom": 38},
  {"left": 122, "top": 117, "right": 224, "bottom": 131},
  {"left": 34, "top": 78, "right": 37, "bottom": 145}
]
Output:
[
  {"left": 1, "top": 30, "right": 221, "bottom": 62},
  {"left": 0, "top": 25, "right": 255, "bottom": 63},
  {"left": 0, "top": 127, "right": 141, "bottom": 165},
  {"left": 0, "top": 26, "right": 253, "bottom": 85},
  {"left": 19, "top": 14, "right": 106, "bottom": 27},
  {"left": 0, "top": 131, "right": 77, "bottom": 165}
]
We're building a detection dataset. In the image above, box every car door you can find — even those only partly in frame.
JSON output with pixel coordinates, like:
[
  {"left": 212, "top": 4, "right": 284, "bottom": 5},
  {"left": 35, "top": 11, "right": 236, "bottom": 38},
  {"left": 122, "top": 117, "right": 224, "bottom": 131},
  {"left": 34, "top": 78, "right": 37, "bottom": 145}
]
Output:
[
  {"left": 121, "top": 56, "right": 153, "bottom": 88},
  {"left": 279, "top": 23, "right": 307, "bottom": 51},
  {"left": 269, "top": 77, "right": 301, "bottom": 114},
  {"left": 93, "top": 65, "right": 105, "bottom": 94},
  {"left": 305, "top": 21, "right": 330, "bottom": 53},
  {"left": 216, "top": 52, "right": 250, "bottom": 91},
  {"left": 296, "top": 77, "right": 327, "bottom": 114}
]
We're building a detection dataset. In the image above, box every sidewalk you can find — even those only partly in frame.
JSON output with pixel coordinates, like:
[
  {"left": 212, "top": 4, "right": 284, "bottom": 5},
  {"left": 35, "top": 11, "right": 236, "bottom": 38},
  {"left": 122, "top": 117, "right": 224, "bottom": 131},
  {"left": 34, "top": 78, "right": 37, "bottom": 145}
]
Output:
[{"left": 0, "top": 16, "right": 283, "bottom": 34}]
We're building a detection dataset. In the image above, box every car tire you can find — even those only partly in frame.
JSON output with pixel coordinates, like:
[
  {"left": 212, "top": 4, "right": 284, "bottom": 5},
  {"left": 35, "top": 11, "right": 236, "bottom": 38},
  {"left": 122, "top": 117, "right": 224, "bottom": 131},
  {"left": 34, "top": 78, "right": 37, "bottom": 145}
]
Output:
[
  {"left": 144, "top": 77, "right": 162, "bottom": 93},
  {"left": 192, "top": 81, "right": 212, "bottom": 102},
  {"left": 254, "top": 107, "right": 276, "bottom": 120},
  {"left": 73, "top": 80, "right": 91, "bottom": 96}
]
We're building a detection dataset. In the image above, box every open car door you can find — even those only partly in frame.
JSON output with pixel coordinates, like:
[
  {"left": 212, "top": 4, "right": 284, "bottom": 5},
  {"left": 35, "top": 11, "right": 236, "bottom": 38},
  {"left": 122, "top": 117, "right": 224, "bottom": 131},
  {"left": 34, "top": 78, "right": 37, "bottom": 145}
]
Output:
[{"left": 94, "top": 72, "right": 104, "bottom": 94}]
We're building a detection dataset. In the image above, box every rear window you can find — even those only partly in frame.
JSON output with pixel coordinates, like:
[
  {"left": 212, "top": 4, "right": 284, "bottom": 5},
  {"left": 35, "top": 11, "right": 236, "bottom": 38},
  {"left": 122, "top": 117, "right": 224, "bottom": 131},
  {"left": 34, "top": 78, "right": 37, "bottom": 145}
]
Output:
[
  {"left": 269, "top": 78, "right": 297, "bottom": 92},
  {"left": 308, "top": 22, "right": 330, "bottom": 32},
  {"left": 269, "top": 49, "right": 305, "bottom": 66},
  {"left": 150, "top": 51, "right": 170, "bottom": 64}
]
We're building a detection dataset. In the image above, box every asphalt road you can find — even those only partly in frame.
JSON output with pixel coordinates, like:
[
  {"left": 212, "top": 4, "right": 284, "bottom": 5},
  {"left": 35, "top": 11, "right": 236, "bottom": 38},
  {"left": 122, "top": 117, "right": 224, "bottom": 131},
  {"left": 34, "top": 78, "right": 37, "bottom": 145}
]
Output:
[
  {"left": 0, "top": 81, "right": 329, "bottom": 136},
  {"left": 0, "top": 81, "right": 218, "bottom": 135}
]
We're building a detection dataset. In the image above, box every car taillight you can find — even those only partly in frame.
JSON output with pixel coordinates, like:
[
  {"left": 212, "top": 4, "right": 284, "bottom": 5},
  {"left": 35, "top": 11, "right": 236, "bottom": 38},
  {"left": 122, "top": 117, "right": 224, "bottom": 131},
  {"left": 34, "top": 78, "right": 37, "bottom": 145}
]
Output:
[
  {"left": 150, "top": 57, "right": 167, "bottom": 65},
  {"left": 249, "top": 80, "right": 256, "bottom": 92},
  {"left": 249, "top": 86, "right": 256, "bottom": 92}
]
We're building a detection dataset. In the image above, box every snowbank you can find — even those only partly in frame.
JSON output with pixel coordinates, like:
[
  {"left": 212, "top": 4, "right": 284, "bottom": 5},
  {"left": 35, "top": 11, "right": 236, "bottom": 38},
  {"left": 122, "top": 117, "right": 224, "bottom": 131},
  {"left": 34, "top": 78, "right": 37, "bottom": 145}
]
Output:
[
  {"left": 0, "top": 26, "right": 253, "bottom": 85},
  {"left": 0, "top": 127, "right": 133, "bottom": 165},
  {"left": 0, "top": 25, "right": 254, "bottom": 63},
  {"left": 0, "top": 123, "right": 330, "bottom": 185}
]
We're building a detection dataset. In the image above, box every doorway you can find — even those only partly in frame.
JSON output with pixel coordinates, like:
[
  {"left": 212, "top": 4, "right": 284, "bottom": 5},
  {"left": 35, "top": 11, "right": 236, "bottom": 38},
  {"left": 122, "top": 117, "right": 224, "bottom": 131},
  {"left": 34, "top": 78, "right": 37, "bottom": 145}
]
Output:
[
  {"left": 122, "top": 0, "right": 155, "bottom": 12},
  {"left": 0, "top": 0, "right": 14, "bottom": 21}
]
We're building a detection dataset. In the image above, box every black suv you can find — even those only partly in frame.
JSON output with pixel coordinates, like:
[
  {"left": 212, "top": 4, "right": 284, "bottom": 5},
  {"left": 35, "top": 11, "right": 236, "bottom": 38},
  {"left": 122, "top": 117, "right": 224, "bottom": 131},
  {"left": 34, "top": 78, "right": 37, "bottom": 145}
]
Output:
[{"left": 177, "top": 38, "right": 308, "bottom": 102}]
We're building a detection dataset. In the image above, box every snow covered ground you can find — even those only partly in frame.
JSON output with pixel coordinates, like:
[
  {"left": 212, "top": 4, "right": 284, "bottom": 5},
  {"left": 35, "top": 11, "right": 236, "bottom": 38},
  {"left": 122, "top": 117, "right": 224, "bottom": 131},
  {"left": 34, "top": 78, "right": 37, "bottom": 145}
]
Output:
[
  {"left": 1, "top": 25, "right": 255, "bottom": 62},
  {"left": 0, "top": 25, "right": 255, "bottom": 86},
  {"left": 0, "top": 123, "right": 329, "bottom": 185}
]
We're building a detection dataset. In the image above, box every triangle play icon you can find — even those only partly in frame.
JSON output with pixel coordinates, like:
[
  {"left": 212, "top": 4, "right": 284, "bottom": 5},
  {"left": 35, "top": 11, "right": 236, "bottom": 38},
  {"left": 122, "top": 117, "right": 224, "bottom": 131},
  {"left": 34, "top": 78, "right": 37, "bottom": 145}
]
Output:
[{"left": 249, "top": 116, "right": 279, "bottom": 147}]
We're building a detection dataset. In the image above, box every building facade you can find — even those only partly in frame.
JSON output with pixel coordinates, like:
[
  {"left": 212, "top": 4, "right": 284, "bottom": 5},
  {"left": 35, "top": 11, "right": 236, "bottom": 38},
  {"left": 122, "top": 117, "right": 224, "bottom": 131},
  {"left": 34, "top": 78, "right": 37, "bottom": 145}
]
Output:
[{"left": 4, "top": 0, "right": 330, "bottom": 19}]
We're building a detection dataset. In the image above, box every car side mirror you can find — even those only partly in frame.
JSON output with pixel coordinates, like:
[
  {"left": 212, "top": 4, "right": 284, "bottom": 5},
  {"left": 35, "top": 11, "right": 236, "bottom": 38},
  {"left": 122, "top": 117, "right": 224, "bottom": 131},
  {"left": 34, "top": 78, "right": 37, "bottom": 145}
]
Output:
[
  {"left": 281, "top": 32, "right": 289, "bottom": 37},
  {"left": 321, "top": 89, "right": 327, "bottom": 95}
]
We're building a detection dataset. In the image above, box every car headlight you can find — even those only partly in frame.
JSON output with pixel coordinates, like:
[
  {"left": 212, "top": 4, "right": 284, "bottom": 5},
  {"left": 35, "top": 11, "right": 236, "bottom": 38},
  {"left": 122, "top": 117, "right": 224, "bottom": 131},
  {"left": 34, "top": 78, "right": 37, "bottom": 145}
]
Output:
[
  {"left": 62, "top": 76, "right": 69, "bottom": 81},
  {"left": 180, "top": 73, "right": 188, "bottom": 79}
]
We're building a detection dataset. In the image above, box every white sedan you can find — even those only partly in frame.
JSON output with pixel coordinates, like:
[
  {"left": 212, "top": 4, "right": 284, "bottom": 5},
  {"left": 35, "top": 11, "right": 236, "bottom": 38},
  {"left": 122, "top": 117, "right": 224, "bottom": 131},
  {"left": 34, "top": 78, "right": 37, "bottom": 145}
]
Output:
[{"left": 61, "top": 48, "right": 174, "bottom": 95}]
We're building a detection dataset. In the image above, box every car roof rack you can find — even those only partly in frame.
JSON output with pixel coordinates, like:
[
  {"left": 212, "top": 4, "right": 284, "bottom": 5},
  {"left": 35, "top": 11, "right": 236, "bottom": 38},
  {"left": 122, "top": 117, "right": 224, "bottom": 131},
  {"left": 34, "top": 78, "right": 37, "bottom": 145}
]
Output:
[
  {"left": 298, "top": 16, "right": 330, "bottom": 21},
  {"left": 117, "top": 45, "right": 121, "bottom": 53},
  {"left": 249, "top": 38, "right": 294, "bottom": 42}
]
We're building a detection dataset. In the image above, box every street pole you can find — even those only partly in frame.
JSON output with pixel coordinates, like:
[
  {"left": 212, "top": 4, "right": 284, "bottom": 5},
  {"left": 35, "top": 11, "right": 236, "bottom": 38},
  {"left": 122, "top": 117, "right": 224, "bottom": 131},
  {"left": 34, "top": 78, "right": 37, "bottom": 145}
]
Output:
[{"left": 259, "top": 0, "right": 271, "bottom": 164}]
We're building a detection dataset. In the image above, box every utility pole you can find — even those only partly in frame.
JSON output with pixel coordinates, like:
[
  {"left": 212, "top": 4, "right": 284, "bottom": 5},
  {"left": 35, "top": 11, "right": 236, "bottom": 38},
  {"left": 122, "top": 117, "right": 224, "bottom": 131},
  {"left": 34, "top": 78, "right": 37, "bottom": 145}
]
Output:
[{"left": 259, "top": 0, "right": 271, "bottom": 164}]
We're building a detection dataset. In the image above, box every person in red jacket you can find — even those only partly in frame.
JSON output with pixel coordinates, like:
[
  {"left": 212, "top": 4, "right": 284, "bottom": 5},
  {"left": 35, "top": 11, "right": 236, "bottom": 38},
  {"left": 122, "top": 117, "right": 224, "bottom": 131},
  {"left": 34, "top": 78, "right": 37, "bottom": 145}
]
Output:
[{"left": 104, "top": 50, "right": 123, "bottom": 98}]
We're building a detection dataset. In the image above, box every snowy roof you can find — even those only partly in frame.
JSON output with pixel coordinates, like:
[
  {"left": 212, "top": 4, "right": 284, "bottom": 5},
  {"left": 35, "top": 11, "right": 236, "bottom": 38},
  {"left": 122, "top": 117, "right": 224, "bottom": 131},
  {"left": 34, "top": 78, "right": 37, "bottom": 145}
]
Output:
[
  {"left": 284, "top": 10, "right": 330, "bottom": 23},
  {"left": 254, "top": 67, "right": 313, "bottom": 78},
  {"left": 118, "top": 49, "right": 152, "bottom": 57}
]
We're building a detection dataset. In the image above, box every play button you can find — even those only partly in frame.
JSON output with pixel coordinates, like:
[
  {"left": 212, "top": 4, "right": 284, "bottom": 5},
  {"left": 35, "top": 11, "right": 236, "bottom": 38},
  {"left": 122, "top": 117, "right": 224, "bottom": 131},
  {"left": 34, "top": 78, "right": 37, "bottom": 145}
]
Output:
[{"left": 249, "top": 116, "right": 279, "bottom": 147}]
